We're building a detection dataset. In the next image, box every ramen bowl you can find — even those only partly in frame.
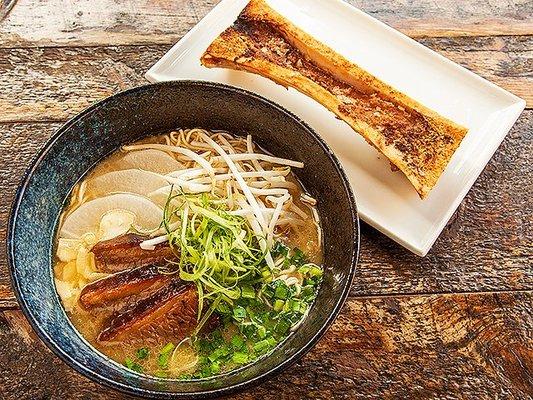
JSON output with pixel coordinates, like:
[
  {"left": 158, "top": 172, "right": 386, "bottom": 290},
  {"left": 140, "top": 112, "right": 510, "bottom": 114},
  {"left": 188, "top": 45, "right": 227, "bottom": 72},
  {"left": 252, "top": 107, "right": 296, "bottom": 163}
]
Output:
[{"left": 7, "top": 81, "right": 359, "bottom": 398}]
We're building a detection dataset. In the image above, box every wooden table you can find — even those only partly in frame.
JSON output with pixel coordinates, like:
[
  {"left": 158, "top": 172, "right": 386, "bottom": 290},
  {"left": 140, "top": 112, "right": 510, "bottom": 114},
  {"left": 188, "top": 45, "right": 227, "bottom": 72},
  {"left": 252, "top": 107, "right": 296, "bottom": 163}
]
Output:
[{"left": 0, "top": 1, "right": 531, "bottom": 398}]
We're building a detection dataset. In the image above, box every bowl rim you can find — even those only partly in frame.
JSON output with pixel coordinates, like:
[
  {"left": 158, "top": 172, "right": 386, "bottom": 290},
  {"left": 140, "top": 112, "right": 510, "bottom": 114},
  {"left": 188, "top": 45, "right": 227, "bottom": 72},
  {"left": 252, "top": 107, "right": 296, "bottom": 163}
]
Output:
[{"left": 7, "top": 80, "right": 360, "bottom": 399}]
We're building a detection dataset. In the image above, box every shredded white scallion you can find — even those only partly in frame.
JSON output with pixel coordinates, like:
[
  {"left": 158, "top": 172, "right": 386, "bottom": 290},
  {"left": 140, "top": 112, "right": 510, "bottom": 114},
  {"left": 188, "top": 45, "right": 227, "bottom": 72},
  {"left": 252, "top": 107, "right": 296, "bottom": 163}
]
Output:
[{"left": 140, "top": 234, "right": 169, "bottom": 250}]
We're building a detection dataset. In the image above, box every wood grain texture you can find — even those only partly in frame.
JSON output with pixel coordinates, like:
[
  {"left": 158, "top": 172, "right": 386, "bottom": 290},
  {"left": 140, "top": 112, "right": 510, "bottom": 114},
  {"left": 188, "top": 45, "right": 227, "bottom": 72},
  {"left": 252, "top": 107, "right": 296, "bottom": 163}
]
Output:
[
  {"left": 0, "top": 0, "right": 531, "bottom": 49},
  {"left": 0, "top": 291, "right": 531, "bottom": 399},
  {"left": 0, "top": 46, "right": 168, "bottom": 123},
  {"left": 1, "top": 112, "right": 531, "bottom": 303},
  {"left": 0, "top": 1, "right": 531, "bottom": 399},
  {"left": 0, "top": 37, "right": 531, "bottom": 125}
]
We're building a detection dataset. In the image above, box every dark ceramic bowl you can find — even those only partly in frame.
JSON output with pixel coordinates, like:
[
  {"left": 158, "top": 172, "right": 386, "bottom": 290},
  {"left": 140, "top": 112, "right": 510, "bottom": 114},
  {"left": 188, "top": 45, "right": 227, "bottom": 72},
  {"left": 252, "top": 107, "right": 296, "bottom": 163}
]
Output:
[{"left": 7, "top": 81, "right": 359, "bottom": 398}]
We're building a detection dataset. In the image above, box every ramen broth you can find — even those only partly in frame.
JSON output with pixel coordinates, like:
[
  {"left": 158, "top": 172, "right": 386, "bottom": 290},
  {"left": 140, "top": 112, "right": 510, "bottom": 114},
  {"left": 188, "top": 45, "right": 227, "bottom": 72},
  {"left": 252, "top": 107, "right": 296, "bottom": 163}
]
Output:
[{"left": 54, "top": 129, "right": 323, "bottom": 378}]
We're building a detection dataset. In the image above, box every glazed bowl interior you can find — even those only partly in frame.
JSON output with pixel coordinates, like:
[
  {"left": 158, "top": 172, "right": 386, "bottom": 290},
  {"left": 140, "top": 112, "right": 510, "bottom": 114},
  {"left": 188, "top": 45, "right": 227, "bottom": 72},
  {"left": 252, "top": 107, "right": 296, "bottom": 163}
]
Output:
[{"left": 8, "top": 81, "right": 358, "bottom": 398}]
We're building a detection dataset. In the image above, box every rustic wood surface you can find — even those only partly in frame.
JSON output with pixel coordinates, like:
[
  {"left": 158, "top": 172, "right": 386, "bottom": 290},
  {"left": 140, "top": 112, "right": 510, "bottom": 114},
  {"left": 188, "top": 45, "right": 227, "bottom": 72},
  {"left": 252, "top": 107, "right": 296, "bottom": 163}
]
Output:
[
  {"left": 0, "top": 0, "right": 531, "bottom": 399},
  {"left": 1, "top": 292, "right": 532, "bottom": 399}
]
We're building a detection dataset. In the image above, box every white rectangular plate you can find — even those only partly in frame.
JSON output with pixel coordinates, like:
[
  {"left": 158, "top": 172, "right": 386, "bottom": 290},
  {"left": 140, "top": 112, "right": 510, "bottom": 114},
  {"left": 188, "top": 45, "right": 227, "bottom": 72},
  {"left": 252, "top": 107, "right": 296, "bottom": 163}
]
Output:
[{"left": 146, "top": 0, "right": 526, "bottom": 256}]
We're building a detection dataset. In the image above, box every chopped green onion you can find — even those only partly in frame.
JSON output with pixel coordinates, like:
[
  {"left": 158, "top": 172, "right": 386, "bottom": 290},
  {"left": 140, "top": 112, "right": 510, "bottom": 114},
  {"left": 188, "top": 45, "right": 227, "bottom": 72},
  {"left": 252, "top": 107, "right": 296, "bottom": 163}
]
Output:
[
  {"left": 262, "top": 284, "right": 275, "bottom": 300},
  {"left": 157, "top": 342, "right": 176, "bottom": 369},
  {"left": 275, "top": 319, "right": 292, "bottom": 336},
  {"left": 304, "top": 278, "right": 316, "bottom": 286},
  {"left": 161, "top": 342, "right": 175, "bottom": 354},
  {"left": 274, "top": 282, "right": 290, "bottom": 299},
  {"left": 271, "top": 241, "right": 289, "bottom": 258},
  {"left": 240, "top": 285, "right": 255, "bottom": 299},
  {"left": 231, "top": 352, "right": 249, "bottom": 364},
  {"left": 231, "top": 335, "right": 245, "bottom": 350},
  {"left": 233, "top": 306, "right": 247, "bottom": 321},
  {"left": 308, "top": 265, "right": 323, "bottom": 278},
  {"left": 273, "top": 299, "right": 285, "bottom": 312},
  {"left": 261, "top": 268, "right": 271, "bottom": 279},
  {"left": 135, "top": 347, "right": 149, "bottom": 360},
  {"left": 283, "top": 247, "right": 306, "bottom": 267},
  {"left": 253, "top": 338, "right": 272, "bottom": 353},
  {"left": 124, "top": 357, "right": 143, "bottom": 374},
  {"left": 210, "top": 361, "right": 221, "bottom": 374},
  {"left": 240, "top": 323, "right": 256, "bottom": 339},
  {"left": 208, "top": 345, "right": 230, "bottom": 362},
  {"left": 257, "top": 325, "right": 267, "bottom": 339},
  {"left": 301, "top": 285, "right": 315, "bottom": 298}
]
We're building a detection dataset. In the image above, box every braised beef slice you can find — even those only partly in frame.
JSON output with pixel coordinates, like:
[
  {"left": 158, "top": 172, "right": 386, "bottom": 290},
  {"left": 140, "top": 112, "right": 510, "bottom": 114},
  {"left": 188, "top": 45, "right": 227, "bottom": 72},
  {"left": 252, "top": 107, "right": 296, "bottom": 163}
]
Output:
[
  {"left": 79, "top": 264, "right": 176, "bottom": 309},
  {"left": 98, "top": 282, "right": 198, "bottom": 342},
  {"left": 92, "top": 233, "right": 176, "bottom": 273}
]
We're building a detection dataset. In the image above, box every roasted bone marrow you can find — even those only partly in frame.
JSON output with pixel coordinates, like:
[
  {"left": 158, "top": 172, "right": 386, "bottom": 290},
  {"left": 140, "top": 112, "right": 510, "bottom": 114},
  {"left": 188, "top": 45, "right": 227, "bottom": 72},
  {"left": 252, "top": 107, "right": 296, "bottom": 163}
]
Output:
[{"left": 201, "top": 0, "right": 468, "bottom": 198}]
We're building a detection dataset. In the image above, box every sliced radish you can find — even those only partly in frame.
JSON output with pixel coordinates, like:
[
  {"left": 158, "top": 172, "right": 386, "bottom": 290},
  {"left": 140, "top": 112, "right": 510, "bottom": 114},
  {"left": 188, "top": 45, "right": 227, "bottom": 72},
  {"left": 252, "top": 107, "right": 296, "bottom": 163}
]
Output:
[
  {"left": 85, "top": 169, "right": 169, "bottom": 198},
  {"left": 112, "top": 149, "right": 183, "bottom": 174},
  {"left": 60, "top": 193, "right": 163, "bottom": 239}
]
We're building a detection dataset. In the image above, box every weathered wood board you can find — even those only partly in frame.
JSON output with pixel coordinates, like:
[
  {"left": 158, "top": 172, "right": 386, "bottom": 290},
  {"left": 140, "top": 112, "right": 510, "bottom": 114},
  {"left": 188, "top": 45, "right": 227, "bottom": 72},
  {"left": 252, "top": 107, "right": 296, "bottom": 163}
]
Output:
[
  {"left": 0, "top": 0, "right": 531, "bottom": 398},
  {"left": 0, "top": 292, "right": 531, "bottom": 399},
  {"left": 0, "top": 37, "right": 531, "bottom": 124},
  {"left": 0, "top": 0, "right": 531, "bottom": 49}
]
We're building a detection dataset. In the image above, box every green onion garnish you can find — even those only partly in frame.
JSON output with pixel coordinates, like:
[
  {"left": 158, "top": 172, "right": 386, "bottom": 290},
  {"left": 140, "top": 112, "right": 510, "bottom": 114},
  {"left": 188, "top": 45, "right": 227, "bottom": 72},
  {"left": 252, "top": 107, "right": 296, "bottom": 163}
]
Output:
[
  {"left": 157, "top": 342, "right": 176, "bottom": 369},
  {"left": 231, "top": 352, "right": 249, "bottom": 364},
  {"left": 135, "top": 347, "right": 149, "bottom": 360},
  {"left": 124, "top": 357, "right": 143, "bottom": 374}
]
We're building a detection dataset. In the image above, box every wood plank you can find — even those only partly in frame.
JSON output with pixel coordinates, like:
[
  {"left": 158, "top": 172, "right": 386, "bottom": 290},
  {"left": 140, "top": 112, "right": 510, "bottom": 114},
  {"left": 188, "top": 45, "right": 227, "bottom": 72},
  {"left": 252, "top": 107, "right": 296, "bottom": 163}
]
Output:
[
  {"left": 0, "top": 112, "right": 531, "bottom": 303},
  {"left": 0, "top": 38, "right": 531, "bottom": 126},
  {"left": 0, "top": 291, "right": 531, "bottom": 399},
  {"left": 0, "top": 0, "right": 531, "bottom": 49},
  {"left": 0, "top": 46, "right": 168, "bottom": 124}
]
